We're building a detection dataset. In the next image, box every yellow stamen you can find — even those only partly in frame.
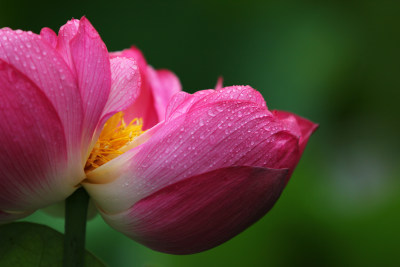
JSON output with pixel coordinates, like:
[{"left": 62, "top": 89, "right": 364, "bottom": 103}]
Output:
[{"left": 85, "top": 112, "right": 143, "bottom": 172}]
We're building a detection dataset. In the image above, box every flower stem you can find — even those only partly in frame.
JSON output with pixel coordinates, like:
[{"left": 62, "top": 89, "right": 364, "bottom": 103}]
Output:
[{"left": 63, "top": 187, "right": 89, "bottom": 267}]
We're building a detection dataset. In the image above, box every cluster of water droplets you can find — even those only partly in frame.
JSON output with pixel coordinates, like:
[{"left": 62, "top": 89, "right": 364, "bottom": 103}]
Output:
[
  {"left": 129, "top": 88, "right": 293, "bottom": 197},
  {"left": 0, "top": 27, "right": 86, "bottom": 153}
]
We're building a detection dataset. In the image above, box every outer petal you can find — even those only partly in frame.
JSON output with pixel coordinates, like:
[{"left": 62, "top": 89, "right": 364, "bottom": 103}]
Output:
[
  {"left": 84, "top": 86, "right": 300, "bottom": 213},
  {"left": 99, "top": 166, "right": 288, "bottom": 254},
  {"left": 0, "top": 27, "right": 83, "bottom": 162},
  {"left": 0, "top": 60, "right": 83, "bottom": 213}
]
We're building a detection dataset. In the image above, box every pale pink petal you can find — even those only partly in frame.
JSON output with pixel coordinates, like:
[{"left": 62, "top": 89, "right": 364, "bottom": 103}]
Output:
[
  {"left": 98, "top": 57, "right": 141, "bottom": 125},
  {"left": 110, "top": 47, "right": 181, "bottom": 129},
  {"left": 111, "top": 47, "right": 157, "bottom": 129},
  {"left": 273, "top": 110, "right": 318, "bottom": 154},
  {"left": 0, "top": 60, "right": 84, "bottom": 212},
  {"left": 84, "top": 86, "right": 300, "bottom": 213},
  {"left": 0, "top": 28, "right": 84, "bottom": 159},
  {"left": 110, "top": 46, "right": 147, "bottom": 71},
  {"left": 122, "top": 80, "right": 159, "bottom": 130},
  {"left": 146, "top": 67, "right": 181, "bottom": 121},
  {"left": 56, "top": 18, "right": 80, "bottom": 70},
  {"left": 69, "top": 17, "right": 111, "bottom": 154},
  {"left": 0, "top": 210, "right": 34, "bottom": 224},
  {"left": 99, "top": 166, "right": 288, "bottom": 254},
  {"left": 39, "top": 27, "right": 57, "bottom": 48}
]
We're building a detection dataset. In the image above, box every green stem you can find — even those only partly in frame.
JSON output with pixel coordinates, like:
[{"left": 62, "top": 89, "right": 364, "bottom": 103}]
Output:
[{"left": 63, "top": 187, "right": 90, "bottom": 267}]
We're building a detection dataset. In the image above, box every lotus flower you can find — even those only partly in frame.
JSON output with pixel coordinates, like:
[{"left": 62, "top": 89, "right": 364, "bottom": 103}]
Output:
[{"left": 0, "top": 17, "right": 317, "bottom": 254}]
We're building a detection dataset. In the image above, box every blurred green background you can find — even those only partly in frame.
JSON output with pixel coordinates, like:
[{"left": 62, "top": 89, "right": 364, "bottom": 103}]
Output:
[{"left": 1, "top": 0, "right": 399, "bottom": 266}]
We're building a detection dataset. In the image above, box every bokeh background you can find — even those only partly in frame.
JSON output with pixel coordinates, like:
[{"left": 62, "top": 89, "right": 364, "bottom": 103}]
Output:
[{"left": 1, "top": 0, "right": 399, "bottom": 266}]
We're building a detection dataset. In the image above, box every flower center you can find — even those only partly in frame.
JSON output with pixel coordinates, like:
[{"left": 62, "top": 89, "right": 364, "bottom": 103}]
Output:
[{"left": 85, "top": 112, "right": 143, "bottom": 172}]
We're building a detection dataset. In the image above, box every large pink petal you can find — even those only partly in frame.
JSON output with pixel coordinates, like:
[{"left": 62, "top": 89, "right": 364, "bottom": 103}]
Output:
[
  {"left": 84, "top": 86, "right": 300, "bottom": 213},
  {"left": 69, "top": 17, "right": 111, "bottom": 155},
  {"left": 99, "top": 166, "right": 288, "bottom": 254},
  {"left": 0, "top": 60, "right": 83, "bottom": 212},
  {"left": 146, "top": 67, "right": 181, "bottom": 121},
  {"left": 0, "top": 28, "right": 84, "bottom": 160}
]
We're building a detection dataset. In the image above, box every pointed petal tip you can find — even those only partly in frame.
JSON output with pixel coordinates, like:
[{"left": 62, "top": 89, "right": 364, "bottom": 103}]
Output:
[{"left": 273, "top": 110, "right": 318, "bottom": 153}]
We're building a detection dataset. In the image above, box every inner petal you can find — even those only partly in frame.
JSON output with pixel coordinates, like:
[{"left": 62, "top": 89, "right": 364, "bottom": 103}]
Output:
[{"left": 85, "top": 112, "right": 143, "bottom": 172}]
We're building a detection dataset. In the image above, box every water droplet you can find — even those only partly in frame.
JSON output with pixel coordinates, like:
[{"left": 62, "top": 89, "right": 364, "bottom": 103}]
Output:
[{"left": 216, "top": 106, "right": 224, "bottom": 112}]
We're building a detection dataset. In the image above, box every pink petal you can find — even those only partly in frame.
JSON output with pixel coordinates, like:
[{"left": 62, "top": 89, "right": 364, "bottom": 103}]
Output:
[
  {"left": 215, "top": 76, "right": 223, "bottom": 90},
  {"left": 110, "top": 47, "right": 158, "bottom": 129},
  {"left": 166, "top": 85, "right": 268, "bottom": 121},
  {"left": 110, "top": 46, "right": 182, "bottom": 129},
  {"left": 99, "top": 166, "right": 288, "bottom": 254},
  {"left": 273, "top": 110, "right": 319, "bottom": 154},
  {"left": 122, "top": 79, "right": 159, "bottom": 130},
  {"left": 84, "top": 86, "right": 300, "bottom": 214},
  {"left": 0, "top": 60, "right": 84, "bottom": 212},
  {"left": 56, "top": 18, "right": 80, "bottom": 70},
  {"left": 39, "top": 27, "right": 57, "bottom": 48},
  {"left": 69, "top": 17, "right": 112, "bottom": 154},
  {"left": 110, "top": 46, "right": 147, "bottom": 71},
  {"left": 0, "top": 28, "right": 84, "bottom": 158},
  {"left": 146, "top": 67, "right": 182, "bottom": 121},
  {"left": 0, "top": 210, "right": 34, "bottom": 224},
  {"left": 98, "top": 57, "right": 141, "bottom": 126}
]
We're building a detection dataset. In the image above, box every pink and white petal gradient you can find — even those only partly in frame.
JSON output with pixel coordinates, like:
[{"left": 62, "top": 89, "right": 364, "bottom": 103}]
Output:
[
  {"left": 110, "top": 47, "right": 182, "bottom": 129},
  {"left": 0, "top": 60, "right": 83, "bottom": 215}
]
